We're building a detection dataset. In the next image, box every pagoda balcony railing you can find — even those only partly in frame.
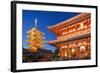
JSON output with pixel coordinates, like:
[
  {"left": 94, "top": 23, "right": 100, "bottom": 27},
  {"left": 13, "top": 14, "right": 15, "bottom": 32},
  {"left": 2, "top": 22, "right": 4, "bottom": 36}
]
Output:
[{"left": 57, "top": 27, "right": 90, "bottom": 40}]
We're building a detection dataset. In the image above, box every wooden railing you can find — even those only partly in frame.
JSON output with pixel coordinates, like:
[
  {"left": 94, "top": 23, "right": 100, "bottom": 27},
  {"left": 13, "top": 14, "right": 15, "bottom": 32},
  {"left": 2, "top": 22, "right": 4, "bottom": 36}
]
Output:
[{"left": 57, "top": 27, "right": 90, "bottom": 40}]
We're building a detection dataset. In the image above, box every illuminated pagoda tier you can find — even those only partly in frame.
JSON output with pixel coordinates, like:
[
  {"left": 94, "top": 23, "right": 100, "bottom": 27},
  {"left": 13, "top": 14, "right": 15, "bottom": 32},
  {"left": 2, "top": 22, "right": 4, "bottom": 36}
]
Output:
[
  {"left": 48, "top": 13, "right": 91, "bottom": 60},
  {"left": 26, "top": 18, "right": 44, "bottom": 52}
]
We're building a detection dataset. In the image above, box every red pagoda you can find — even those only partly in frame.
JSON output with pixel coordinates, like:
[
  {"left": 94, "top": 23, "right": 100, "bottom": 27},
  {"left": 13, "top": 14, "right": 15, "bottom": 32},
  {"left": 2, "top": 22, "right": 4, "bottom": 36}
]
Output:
[{"left": 48, "top": 13, "right": 91, "bottom": 60}]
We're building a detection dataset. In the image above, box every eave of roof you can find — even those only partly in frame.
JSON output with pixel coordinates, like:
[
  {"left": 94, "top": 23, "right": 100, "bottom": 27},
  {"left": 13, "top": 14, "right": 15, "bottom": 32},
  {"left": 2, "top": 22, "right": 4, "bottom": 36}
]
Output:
[
  {"left": 48, "top": 13, "right": 90, "bottom": 31},
  {"left": 48, "top": 32, "right": 90, "bottom": 45}
]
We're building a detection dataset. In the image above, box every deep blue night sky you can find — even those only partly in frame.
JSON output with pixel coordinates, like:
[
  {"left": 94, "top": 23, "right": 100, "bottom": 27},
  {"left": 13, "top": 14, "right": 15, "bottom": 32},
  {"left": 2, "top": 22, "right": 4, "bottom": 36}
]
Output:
[{"left": 22, "top": 10, "right": 80, "bottom": 52}]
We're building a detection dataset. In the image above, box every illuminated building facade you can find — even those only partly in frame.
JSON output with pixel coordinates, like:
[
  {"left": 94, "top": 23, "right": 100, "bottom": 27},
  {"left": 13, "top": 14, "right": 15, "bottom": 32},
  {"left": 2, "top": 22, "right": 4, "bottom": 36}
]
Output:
[
  {"left": 48, "top": 13, "right": 91, "bottom": 60},
  {"left": 26, "top": 18, "right": 44, "bottom": 52},
  {"left": 27, "top": 28, "right": 44, "bottom": 52}
]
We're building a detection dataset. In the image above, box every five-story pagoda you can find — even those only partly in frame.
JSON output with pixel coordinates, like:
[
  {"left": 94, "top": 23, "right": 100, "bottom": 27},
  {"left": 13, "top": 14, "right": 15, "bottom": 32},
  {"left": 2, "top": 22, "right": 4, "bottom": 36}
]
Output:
[{"left": 26, "top": 18, "right": 44, "bottom": 52}]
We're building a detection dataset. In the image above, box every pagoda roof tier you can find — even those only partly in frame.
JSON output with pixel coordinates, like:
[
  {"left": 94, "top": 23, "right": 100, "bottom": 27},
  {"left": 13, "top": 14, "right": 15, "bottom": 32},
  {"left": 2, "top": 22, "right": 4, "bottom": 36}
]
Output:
[
  {"left": 27, "top": 27, "right": 44, "bottom": 34},
  {"left": 48, "top": 13, "right": 90, "bottom": 33},
  {"left": 48, "top": 32, "right": 90, "bottom": 45}
]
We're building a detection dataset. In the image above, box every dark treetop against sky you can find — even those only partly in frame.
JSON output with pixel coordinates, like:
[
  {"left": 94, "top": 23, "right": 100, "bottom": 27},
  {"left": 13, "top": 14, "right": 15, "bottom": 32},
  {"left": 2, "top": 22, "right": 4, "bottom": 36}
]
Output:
[{"left": 22, "top": 10, "right": 80, "bottom": 52}]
